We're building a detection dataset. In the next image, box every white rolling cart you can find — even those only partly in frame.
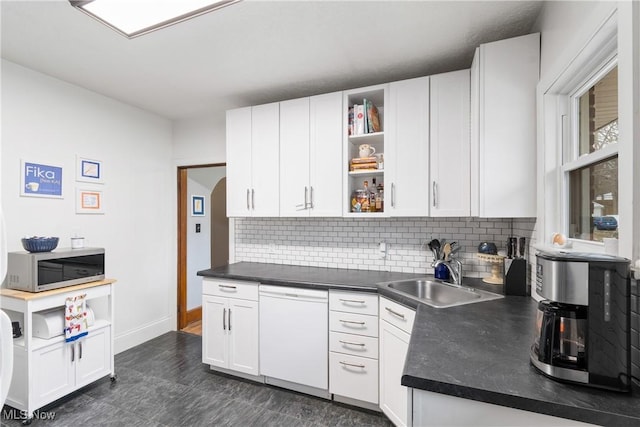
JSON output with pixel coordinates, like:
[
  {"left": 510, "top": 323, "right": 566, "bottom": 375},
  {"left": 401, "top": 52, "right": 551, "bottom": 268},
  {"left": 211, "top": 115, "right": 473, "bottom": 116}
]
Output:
[{"left": 0, "top": 279, "right": 116, "bottom": 425}]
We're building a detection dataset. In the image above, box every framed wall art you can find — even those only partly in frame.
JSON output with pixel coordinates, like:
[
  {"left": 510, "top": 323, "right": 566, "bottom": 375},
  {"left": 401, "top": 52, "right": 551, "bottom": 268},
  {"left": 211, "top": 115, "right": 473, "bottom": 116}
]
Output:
[
  {"left": 76, "top": 156, "right": 104, "bottom": 184},
  {"left": 76, "top": 188, "right": 104, "bottom": 214},
  {"left": 191, "top": 195, "right": 205, "bottom": 216},
  {"left": 20, "top": 160, "right": 63, "bottom": 198}
]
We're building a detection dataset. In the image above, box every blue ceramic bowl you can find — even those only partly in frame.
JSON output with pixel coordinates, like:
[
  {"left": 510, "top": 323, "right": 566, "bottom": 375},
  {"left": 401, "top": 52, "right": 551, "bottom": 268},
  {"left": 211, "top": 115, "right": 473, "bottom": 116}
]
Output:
[
  {"left": 478, "top": 242, "right": 498, "bottom": 255},
  {"left": 21, "top": 237, "right": 59, "bottom": 253}
]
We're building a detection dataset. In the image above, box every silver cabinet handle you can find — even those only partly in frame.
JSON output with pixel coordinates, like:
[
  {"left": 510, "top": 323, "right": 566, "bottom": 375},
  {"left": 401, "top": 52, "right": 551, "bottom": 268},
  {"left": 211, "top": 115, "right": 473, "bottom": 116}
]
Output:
[
  {"left": 251, "top": 189, "right": 255, "bottom": 210},
  {"left": 339, "top": 340, "right": 365, "bottom": 347},
  {"left": 391, "top": 183, "right": 396, "bottom": 208},
  {"left": 219, "top": 284, "right": 237, "bottom": 290},
  {"left": 305, "top": 186, "right": 308, "bottom": 209},
  {"left": 433, "top": 181, "right": 437, "bottom": 208},
  {"left": 246, "top": 189, "right": 250, "bottom": 210},
  {"left": 79, "top": 341, "right": 83, "bottom": 359},
  {"left": 71, "top": 345, "right": 75, "bottom": 362},
  {"left": 296, "top": 186, "right": 308, "bottom": 211},
  {"left": 223, "top": 308, "right": 227, "bottom": 331},
  {"left": 385, "top": 306, "right": 405, "bottom": 319},
  {"left": 339, "top": 361, "right": 365, "bottom": 368},
  {"left": 228, "top": 308, "right": 232, "bottom": 332},
  {"left": 339, "top": 319, "right": 365, "bottom": 325},
  {"left": 339, "top": 298, "right": 365, "bottom": 304},
  {"left": 309, "top": 186, "right": 314, "bottom": 209}
]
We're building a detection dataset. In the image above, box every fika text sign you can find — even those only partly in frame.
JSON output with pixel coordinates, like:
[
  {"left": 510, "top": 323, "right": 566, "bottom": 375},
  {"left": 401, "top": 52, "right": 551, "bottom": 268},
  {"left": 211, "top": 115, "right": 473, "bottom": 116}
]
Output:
[{"left": 21, "top": 161, "right": 63, "bottom": 198}]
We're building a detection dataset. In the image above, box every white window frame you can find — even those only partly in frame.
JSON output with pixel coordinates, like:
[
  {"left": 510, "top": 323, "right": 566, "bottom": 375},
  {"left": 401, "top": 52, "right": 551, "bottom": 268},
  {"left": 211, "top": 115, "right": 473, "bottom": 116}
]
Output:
[
  {"left": 561, "top": 57, "right": 619, "bottom": 243},
  {"left": 537, "top": 9, "right": 619, "bottom": 254}
]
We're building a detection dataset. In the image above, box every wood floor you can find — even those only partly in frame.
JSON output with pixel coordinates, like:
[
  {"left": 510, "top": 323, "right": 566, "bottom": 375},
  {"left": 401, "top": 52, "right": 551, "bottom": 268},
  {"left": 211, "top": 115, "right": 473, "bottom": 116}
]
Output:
[{"left": 181, "top": 319, "right": 202, "bottom": 336}]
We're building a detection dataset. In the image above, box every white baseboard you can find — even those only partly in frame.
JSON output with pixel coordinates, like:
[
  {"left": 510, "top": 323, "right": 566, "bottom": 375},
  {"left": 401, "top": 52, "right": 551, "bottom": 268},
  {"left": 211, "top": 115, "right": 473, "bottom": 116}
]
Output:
[{"left": 114, "top": 316, "right": 174, "bottom": 354}]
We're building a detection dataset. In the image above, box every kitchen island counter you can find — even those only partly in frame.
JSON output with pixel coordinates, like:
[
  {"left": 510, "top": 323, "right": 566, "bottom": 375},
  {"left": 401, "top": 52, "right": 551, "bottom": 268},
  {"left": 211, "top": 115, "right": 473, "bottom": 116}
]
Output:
[{"left": 199, "top": 262, "right": 640, "bottom": 425}]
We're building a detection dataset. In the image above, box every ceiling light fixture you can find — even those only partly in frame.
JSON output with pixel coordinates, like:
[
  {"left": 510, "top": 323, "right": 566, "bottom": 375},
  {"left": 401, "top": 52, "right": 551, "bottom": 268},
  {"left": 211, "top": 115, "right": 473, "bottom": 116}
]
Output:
[{"left": 69, "top": 0, "right": 241, "bottom": 39}]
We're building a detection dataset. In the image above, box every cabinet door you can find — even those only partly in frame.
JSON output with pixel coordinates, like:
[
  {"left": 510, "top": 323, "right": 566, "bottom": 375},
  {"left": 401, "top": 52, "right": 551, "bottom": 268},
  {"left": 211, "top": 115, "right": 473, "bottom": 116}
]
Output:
[
  {"left": 202, "top": 295, "right": 228, "bottom": 368},
  {"left": 228, "top": 298, "right": 259, "bottom": 376},
  {"left": 380, "top": 319, "right": 412, "bottom": 427},
  {"left": 430, "top": 70, "right": 471, "bottom": 217},
  {"left": 33, "top": 341, "right": 74, "bottom": 408},
  {"left": 251, "top": 102, "right": 280, "bottom": 216},
  {"left": 279, "top": 97, "right": 311, "bottom": 217},
  {"left": 226, "top": 107, "right": 253, "bottom": 217},
  {"left": 75, "top": 327, "right": 111, "bottom": 388},
  {"left": 309, "top": 91, "right": 343, "bottom": 217},
  {"left": 387, "top": 77, "right": 430, "bottom": 216},
  {"left": 472, "top": 33, "right": 539, "bottom": 218}
]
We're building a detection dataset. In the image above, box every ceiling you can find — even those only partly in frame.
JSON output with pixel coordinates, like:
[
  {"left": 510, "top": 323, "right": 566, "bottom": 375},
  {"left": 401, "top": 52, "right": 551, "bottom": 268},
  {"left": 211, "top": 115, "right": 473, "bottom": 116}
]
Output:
[{"left": 1, "top": 0, "right": 544, "bottom": 121}]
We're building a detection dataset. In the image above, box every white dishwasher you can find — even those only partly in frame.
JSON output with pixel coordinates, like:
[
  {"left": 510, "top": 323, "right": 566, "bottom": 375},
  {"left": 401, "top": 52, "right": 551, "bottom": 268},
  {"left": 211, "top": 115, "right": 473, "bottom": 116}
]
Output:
[{"left": 259, "top": 285, "right": 329, "bottom": 398}]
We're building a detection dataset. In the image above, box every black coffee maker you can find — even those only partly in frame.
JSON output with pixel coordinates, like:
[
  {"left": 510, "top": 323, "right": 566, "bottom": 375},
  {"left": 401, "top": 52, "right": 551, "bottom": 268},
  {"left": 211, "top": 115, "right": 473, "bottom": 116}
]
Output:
[{"left": 531, "top": 251, "right": 631, "bottom": 391}]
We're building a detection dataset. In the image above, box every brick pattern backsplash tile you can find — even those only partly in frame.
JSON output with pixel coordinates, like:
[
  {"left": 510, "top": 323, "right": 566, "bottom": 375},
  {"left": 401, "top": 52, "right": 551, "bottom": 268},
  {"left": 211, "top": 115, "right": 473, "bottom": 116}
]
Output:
[{"left": 234, "top": 217, "right": 536, "bottom": 281}]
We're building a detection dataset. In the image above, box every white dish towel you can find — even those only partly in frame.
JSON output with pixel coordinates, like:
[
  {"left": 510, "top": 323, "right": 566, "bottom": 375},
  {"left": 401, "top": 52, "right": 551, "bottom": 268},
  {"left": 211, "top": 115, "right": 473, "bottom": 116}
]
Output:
[{"left": 65, "top": 293, "right": 88, "bottom": 342}]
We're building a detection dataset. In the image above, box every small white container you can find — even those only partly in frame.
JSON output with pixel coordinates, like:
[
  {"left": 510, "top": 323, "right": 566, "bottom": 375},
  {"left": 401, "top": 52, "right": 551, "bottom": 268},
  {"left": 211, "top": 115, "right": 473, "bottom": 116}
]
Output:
[{"left": 71, "top": 237, "right": 85, "bottom": 249}]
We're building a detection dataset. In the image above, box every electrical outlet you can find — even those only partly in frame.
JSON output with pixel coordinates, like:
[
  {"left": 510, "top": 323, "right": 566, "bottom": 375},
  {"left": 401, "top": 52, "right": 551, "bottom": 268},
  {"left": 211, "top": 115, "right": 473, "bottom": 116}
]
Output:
[
  {"left": 379, "top": 241, "right": 387, "bottom": 259},
  {"left": 268, "top": 243, "right": 276, "bottom": 254}
]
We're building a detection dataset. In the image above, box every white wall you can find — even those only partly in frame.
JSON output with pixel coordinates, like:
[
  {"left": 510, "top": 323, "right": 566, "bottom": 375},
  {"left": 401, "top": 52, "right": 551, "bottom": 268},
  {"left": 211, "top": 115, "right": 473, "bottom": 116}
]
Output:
[
  {"left": 1, "top": 60, "right": 176, "bottom": 353},
  {"left": 173, "top": 114, "right": 226, "bottom": 167}
]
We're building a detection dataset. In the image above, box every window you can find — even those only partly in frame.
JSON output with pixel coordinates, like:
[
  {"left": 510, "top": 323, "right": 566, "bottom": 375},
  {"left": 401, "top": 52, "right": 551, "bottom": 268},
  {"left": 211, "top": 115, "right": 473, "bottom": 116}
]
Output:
[{"left": 564, "top": 64, "right": 618, "bottom": 242}]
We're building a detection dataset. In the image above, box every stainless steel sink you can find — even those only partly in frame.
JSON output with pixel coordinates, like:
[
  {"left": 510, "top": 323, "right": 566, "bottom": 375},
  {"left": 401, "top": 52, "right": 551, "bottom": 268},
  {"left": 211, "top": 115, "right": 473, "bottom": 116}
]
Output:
[{"left": 381, "top": 278, "right": 503, "bottom": 308}]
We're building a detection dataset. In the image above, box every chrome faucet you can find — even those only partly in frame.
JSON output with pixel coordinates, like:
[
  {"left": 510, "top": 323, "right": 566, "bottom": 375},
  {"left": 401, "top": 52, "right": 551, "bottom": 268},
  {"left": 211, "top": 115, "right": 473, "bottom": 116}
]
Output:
[{"left": 432, "top": 258, "right": 463, "bottom": 286}]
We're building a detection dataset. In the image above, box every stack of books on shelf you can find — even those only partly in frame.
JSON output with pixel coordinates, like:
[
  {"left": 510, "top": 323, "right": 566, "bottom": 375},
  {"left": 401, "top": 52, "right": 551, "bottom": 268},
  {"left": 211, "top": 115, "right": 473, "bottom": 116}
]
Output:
[
  {"left": 348, "top": 99, "right": 380, "bottom": 136},
  {"left": 349, "top": 156, "right": 378, "bottom": 171}
]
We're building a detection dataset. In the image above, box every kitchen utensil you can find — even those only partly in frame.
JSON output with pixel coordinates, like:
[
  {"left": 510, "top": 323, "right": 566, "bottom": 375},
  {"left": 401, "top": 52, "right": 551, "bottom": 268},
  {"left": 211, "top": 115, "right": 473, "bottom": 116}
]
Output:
[
  {"left": 428, "top": 239, "right": 441, "bottom": 260},
  {"left": 442, "top": 243, "right": 452, "bottom": 261},
  {"left": 450, "top": 245, "right": 461, "bottom": 257},
  {"left": 507, "top": 237, "right": 517, "bottom": 259},
  {"left": 518, "top": 237, "right": 526, "bottom": 258}
]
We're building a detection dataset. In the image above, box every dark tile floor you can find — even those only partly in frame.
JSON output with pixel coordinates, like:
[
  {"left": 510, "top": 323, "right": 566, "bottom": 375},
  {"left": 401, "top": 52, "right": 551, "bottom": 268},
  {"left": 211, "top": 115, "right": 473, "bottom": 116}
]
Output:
[{"left": 2, "top": 332, "right": 392, "bottom": 426}]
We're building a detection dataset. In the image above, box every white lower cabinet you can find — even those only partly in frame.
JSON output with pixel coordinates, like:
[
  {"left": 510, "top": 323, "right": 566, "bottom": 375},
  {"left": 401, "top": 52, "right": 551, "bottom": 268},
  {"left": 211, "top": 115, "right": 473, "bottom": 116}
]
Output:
[
  {"left": 379, "top": 296, "right": 415, "bottom": 427},
  {"left": 329, "top": 290, "right": 379, "bottom": 407},
  {"left": 34, "top": 326, "right": 111, "bottom": 406},
  {"left": 202, "top": 279, "right": 259, "bottom": 377}
]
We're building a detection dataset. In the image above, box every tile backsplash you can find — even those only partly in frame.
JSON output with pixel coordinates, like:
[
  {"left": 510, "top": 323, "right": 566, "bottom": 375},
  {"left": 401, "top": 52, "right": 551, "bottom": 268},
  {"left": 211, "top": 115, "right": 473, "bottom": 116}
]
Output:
[{"left": 234, "top": 217, "right": 536, "bottom": 282}]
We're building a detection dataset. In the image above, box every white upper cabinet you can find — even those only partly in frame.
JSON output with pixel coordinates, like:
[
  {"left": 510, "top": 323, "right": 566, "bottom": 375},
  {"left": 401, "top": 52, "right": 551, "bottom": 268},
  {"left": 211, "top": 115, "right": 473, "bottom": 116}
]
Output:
[
  {"left": 227, "top": 102, "right": 280, "bottom": 217},
  {"left": 387, "top": 77, "right": 430, "bottom": 216},
  {"left": 226, "top": 107, "right": 253, "bottom": 217},
  {"left": 280, "top": 97, "right": 311, "bottom": 216},
  {"left": 471, "top": 33, "right": 540, "bottom": 217},
  {"left": 280, "top": 92, "right": 343, "bottom": 217},
  {"left": 430, "top": 69, "right": 471, "bottom": 217},
  {"left": 309, "top": 92, "right": 343, "bottom": 217}
]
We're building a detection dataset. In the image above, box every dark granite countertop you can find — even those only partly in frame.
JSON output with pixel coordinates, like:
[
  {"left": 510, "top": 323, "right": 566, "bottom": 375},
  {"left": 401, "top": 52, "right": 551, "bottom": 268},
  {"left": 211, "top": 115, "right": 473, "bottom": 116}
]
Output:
[{"left": 198, "top": 262, "right": 640, "bottom": 425}]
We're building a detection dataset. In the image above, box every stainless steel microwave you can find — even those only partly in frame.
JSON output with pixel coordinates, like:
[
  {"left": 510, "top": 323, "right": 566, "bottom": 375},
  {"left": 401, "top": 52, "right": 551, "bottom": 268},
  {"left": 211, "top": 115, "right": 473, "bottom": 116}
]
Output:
[{"left": 4, "top": 247, "right": 105, "bottom": 292}]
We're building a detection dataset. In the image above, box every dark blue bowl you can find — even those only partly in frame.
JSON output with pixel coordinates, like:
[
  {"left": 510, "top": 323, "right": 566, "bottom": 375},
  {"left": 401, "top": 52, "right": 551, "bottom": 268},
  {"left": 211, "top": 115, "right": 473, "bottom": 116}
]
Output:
[
  {"left": 478, "top": 242, "right": 498, "bottom": 255},
  {"left": 21, "top": 237, "right": 59, "bottom": 253}
]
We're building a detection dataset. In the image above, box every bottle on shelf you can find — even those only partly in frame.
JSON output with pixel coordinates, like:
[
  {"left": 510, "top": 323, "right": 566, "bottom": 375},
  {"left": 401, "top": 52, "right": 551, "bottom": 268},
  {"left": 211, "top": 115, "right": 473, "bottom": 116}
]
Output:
[
  {"left": 369, "top": 178, "right": 378, "bottom": 212},
  {"left": 362, "top": 180, "right": 371, "bottom": 212},
  {"left": 376, "top": 181, "right": 384, "bottom": 212}
]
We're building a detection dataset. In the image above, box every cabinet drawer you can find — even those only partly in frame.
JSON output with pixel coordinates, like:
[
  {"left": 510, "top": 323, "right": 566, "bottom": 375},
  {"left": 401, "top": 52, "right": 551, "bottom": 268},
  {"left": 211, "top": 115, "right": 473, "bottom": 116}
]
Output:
[
  {"left": 202, "top": 278, "right": 258, "bottom": 301},
  {"left": 329, "top": 291, "right": 378, "bottom": 315},
  {"left": 329, "top": 352, "right": 379, "bottom": 404},
  {"left": 379, "top": 297, "right": 415, "bottom": 334},
  {"left": 329, "top": 311, "right": 378, "bottom": 337},
  {"left": 329, "top": 331, "right": 379, "bottom": 359}
]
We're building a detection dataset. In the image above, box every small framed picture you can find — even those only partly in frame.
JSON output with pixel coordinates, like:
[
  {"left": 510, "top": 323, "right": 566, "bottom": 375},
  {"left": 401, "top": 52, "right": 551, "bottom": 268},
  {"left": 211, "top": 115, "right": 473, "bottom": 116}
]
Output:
[
  {"left": 76, "top": 188, "right": 104, "bottom": 214},
  {"left": 76, "top": 156, "right": 104, "bottom": 184},
  {"left": 21, "top": 160, "right": 63, "bottom": 198},
  {"left": 191, "top": 195, "right": 205, "bottom": 216}
]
